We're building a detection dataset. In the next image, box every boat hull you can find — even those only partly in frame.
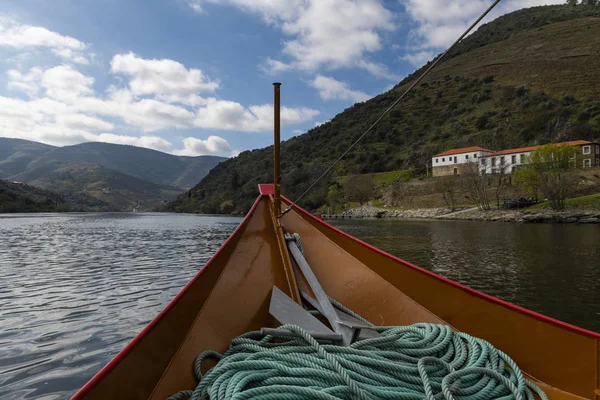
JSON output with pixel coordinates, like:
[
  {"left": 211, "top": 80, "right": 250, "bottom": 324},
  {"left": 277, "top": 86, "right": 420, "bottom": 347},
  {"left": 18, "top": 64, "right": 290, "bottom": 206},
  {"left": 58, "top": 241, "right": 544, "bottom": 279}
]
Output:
[{"left": 72, "top": 189, "right": 600, "bottom": 400}]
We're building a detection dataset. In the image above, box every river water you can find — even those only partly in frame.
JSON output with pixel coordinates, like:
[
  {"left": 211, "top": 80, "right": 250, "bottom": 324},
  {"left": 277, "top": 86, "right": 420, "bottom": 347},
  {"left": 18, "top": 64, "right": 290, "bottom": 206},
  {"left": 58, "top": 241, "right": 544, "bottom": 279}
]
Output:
[{"left": 0, "top": 213, "right": 598, "bottom": 399}]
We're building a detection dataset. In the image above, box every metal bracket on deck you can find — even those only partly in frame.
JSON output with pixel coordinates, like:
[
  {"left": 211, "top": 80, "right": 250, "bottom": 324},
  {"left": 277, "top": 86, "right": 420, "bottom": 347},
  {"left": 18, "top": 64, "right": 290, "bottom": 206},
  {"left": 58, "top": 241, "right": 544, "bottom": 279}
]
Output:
[
  {"left": 262, "top": 286, "right": 343, "bottom": 343},
  {"left": 262, "top": 233, "right": 379, "bottom": 346},
  {"left": 300, "top": 291, "right": 379, "bottom": 341}
]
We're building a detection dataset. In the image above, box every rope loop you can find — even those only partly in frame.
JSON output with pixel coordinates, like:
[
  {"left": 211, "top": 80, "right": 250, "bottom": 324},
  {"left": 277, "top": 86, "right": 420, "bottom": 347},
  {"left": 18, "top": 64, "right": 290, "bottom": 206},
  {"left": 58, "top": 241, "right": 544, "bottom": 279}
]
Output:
[{"left": 167, "top": 317, "right": 548, "bottom": 400}]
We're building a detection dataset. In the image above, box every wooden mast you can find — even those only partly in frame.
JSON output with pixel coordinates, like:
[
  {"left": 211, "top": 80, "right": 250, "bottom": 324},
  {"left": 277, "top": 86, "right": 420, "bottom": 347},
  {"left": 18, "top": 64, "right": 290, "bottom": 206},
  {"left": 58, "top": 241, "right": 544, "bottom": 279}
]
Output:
[{"left": 273, "top": 82, "right": 282, "bottom": 217}]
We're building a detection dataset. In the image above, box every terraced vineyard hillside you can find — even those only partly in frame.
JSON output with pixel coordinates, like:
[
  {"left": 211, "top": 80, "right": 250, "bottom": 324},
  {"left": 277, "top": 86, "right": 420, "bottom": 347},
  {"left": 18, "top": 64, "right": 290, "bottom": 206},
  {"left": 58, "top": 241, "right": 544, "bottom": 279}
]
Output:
[{"left": 163, "top": 4, "right": 600, "bottom": 214}]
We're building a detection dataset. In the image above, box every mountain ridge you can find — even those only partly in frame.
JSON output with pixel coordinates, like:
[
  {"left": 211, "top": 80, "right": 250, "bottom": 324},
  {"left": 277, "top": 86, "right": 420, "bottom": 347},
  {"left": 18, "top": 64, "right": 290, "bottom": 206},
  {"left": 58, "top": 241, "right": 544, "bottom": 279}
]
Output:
[
  {"left": 162, "top": 4, "right": 600, "bottom": 215},
  {"left": 0, "top": 138, "right": 225, "bottom": 211},
  {"left": 0, "top": 138, "right": 226, "bottom": 189}
]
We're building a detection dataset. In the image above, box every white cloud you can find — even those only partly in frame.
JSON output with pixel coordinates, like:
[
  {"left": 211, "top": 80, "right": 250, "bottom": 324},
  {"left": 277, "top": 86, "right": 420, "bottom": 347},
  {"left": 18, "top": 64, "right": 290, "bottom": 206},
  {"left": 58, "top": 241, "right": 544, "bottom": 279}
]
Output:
[
  {"left": 191, "top": 0, "right": 397, "bottom": 79},
  {"left": 315, "top": 119, "right": 331, "bottom": 127},
  {"left": 400, "top": 0, "right": 564, "bottom": 58},
  {"left": 292, "top": 129, "right": 304, "bottom": 135},
  {"left": 110, "top": 52, "right": 219, "bottom": 97},
  {"left": 0, "top": 16, "right": 90, "bottom": 64},
  {"left": 309, "top": 75, "right": 371, "bottom": 102},
  {"left": 173, "top": 135, "right": 233, "bottom": 156},
  {"left": 55, "top": 114, "right": 114, "bottom": 131},
  {"left": 355, "top": 60, "right": 399, "bottom": 81},
  {"left": 0, "top": 21, "right": 321, "bottom": 153},
  {"left": 2, "top": 61, "right": 319, "bottom": 151},
  {"left": 194, "top": 100, "right": 320, "bottom": 132},
  {"left": 0, "top": 94, "right": 173, "bottom": 151},
  {"left": 41, "top": 65, "right": 94, "bottom": 99},
  {"left": 7, "top": 67, "right": 42, "bottom": 96},
  {"left": 95, "top": 133, "right": 172, "bottom": 151},
  {"left": 401, "top": 51, "right": 435, "bottom": 67}
]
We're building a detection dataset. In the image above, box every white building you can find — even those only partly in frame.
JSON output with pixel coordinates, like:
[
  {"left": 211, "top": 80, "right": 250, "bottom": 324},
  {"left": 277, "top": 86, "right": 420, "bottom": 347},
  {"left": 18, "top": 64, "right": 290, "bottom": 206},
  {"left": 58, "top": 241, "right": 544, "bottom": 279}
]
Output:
[
  {"left": 480, "top": 140, "right": 600, "bottom": 175},
  {"left": 432, "top": 146, "right": 494, "bottom": 177}
]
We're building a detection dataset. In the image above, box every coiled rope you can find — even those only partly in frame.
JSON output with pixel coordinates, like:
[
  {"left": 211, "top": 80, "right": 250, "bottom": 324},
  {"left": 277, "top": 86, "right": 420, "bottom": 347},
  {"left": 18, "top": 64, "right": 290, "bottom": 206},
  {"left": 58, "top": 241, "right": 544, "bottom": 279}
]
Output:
[{"left": 167, "top": 299, "right": 548, "bottom": 400}]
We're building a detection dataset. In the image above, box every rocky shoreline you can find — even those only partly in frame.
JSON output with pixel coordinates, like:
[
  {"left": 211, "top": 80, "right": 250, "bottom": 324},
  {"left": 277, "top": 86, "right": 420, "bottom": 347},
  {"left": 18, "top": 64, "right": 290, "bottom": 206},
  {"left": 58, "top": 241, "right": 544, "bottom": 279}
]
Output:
[{"left": 324, "top": 205, "right": 600, "bottom": 224}]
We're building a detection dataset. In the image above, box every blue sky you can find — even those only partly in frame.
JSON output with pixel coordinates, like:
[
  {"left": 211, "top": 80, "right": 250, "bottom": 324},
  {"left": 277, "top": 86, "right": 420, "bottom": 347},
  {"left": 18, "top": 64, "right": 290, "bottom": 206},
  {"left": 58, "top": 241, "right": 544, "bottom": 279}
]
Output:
[{"left": 0, "top": 0, "right": 562, "bottom": 157}]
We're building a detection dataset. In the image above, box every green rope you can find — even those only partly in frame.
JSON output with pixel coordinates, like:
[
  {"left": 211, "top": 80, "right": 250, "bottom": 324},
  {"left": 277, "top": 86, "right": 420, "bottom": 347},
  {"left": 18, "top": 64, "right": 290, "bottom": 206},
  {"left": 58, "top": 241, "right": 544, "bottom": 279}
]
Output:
[{"left": 167, "top": 308, "right": 548, "bottom": 400}]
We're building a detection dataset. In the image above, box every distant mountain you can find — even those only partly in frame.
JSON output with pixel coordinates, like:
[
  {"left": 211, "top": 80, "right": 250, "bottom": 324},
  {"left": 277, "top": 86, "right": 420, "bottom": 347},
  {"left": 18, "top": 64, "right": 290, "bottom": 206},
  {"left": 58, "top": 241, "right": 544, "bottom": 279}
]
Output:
[
  {"left": 0, "top": 180, "right": 113, "bottom": 213},
  {"left": 0, "top": 138, "right": 225, "bottom": 189},
  {"left": 162, "top": 4, "right": 600, "bottom": 214},
  {"left": 0, "top": 138, "right": 225, "bottom": 211},
  {"left": 18, "top": 162, "right": 182, "bottom": 211}
]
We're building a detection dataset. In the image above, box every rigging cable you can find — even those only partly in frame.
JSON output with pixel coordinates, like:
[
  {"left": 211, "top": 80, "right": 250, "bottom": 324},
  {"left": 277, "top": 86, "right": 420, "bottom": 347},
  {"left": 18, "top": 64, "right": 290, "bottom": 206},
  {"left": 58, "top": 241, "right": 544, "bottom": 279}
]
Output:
[{"left": 281, "top": 0, "right": 502, "bottom": 216}]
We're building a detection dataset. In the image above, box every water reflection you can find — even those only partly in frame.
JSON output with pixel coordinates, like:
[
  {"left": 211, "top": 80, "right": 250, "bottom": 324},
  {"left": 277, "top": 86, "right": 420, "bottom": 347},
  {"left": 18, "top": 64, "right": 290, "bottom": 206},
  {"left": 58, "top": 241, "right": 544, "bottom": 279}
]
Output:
[
  {"left": 330, "top": 219, "right": 600, "bottom": 332},
  {"left": 0, "top": 213, "right": 241, "bottom": 399}
]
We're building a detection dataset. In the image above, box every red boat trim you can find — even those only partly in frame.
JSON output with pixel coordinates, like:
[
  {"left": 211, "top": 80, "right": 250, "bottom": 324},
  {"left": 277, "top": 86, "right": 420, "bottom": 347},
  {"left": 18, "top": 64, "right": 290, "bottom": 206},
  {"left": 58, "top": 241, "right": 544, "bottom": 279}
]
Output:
[
  {"left": 70, "top": 196, "right": 264, "bottom": 399},
  {"left": 258, "top": 184, "right": 275, "bottom": 195},
  {"left": 281, "top": 196, "right": 600, "bottom": 339}
]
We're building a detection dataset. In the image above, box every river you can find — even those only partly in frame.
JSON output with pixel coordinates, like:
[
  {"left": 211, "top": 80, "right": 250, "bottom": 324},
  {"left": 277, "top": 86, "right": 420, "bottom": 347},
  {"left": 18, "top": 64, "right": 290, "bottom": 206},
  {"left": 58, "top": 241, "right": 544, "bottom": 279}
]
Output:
[{"left": 0, "top": 213, "right": 598, "bottom": 399}]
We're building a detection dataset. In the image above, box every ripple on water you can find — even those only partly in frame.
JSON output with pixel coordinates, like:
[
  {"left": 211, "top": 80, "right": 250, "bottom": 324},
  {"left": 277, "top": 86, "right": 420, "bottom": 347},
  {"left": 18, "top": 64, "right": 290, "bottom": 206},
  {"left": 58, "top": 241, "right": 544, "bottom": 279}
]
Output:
[{"left": 0, "top": 213, "right": 241, "bottom": 399}]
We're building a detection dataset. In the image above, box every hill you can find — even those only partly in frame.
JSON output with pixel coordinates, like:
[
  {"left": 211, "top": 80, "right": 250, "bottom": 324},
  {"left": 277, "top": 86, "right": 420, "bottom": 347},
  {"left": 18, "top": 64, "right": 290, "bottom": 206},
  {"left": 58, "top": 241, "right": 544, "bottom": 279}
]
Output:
[
  {"left": 163, "top": 4, "right": 600, "bottom": 215},
  {"left": 0, "top": 138, "right": 225, "bottom": 210},
  {"left": 44, "top": 142, "right": 225, "bottom": 189},
  {"left": 0, "top": 180, "right": 113, "bottom": 213},
  {"left": 11, "top": 162, "right": 182, "bottom": 211},
  {"left": 0, "top": 138, "right": 225, "bottom": 189}
]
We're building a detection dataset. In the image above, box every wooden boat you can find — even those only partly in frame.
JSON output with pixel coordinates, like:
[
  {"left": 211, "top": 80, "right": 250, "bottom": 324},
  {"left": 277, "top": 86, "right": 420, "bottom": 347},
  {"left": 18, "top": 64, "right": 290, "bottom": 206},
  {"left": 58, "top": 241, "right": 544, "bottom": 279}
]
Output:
[
  {"left": 72, "top": 85, "right": 600, "bottom": 400},
  {"left": 71, "top": 182, "right": 600, "bottom": 400}
]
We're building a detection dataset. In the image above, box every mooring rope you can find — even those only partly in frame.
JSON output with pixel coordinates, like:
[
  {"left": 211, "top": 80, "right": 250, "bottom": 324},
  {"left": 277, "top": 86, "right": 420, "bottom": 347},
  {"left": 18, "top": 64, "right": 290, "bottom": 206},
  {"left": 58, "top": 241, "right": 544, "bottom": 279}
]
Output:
[{"left": 167, "top": 303, "right": 547, "bottom": 400}]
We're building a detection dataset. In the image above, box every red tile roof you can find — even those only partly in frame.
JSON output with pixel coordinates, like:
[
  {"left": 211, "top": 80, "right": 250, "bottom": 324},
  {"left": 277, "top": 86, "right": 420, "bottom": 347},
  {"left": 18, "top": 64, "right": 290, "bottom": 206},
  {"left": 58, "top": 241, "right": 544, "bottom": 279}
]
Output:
[
  {"left": 434, "top": 146, "right": 494, "bottom": 157},
  {"left": 486, "top": 140, "right": 593, "bottom": 157}
]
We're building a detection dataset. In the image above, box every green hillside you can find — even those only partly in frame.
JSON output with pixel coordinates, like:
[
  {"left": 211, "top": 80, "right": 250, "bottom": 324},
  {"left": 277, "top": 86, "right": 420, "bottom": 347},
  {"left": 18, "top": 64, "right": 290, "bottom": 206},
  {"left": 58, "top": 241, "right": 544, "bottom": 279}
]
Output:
[
  {"left": 0, "top": 138, "right": 226, "bottom": 211},
  {"left": 0, "top": 138, "right": 225, "bottom": 190},
  {"left": 44, "top": 141, "right": 225, "bottom": 189},
  {"left": 163, "top": 4, "right": 600, "bottom": 215},
  {"left": 0, "top": 180, "right": 112, "bottom": 213},
  {"left": 14, "top": 162, "right": 182, "bottom": 211}
]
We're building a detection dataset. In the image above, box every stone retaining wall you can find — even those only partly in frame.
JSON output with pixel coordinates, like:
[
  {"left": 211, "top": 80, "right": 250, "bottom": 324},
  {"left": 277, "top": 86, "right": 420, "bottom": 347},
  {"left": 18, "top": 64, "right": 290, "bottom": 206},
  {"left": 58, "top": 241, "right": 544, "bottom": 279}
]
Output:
[{"left": 323, "top": 206, "right": 600, "bottom": 224}]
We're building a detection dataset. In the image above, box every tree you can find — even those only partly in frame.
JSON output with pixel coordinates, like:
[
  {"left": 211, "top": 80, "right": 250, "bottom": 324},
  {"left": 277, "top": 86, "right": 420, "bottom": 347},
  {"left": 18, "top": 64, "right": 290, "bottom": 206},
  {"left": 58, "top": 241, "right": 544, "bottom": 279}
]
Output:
[
  {"left": 514, "top": 165, "right": 540, "bottom": 200},
  {"left": 325, "top": 182, "right": 343, "bottom": 210},
  {"left": 461, "top": 163, "right": 491, "bottom": 211},
  {"left": 344, "top": 175, "right": 374, "bottom": 206},
  {"left": 566, "top": 0, "right": 578, "bottom": 5},
  {"left": 514, "top": 144, "right": 580, "bottom": 211},
  {"left": 494, "top": 173, "right": 508, "bottom": 209},
  {"left": 434, "top": 176, "right": 459, "bottom": 211}
]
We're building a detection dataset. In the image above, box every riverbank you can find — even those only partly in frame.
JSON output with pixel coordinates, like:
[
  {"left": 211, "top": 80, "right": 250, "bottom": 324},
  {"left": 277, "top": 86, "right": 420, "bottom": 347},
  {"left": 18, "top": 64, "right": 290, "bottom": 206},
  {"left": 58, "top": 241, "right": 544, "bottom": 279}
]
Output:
[{"left": 325, "top": 205, "right": 600, "bottom": 224}]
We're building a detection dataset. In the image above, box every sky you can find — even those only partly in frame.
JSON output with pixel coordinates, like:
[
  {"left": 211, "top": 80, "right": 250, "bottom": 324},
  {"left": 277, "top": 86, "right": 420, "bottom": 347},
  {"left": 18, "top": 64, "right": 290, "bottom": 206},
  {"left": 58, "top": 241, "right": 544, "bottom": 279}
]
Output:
[{"left": 0, "top": 0, "right": 563, "bottom": 157}]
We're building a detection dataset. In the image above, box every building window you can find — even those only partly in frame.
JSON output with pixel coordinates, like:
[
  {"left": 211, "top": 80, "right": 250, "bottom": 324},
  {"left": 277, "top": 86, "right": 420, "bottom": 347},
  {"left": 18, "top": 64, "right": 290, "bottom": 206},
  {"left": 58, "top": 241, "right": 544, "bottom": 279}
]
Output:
[
  {"left": 500, "top": 156, "right": 505, "bottom": 165},
  {"left": 491, "top": 158, "right": 496, "bottom": 167},
  {"left": 454, "top": 156, "right": 457, "bottom": 163},
  {"left": 583, "top": 145, "right": 591, "bottom": 155},
  {"left": 596, "top": 145, "right": 599, "bottom": 154},
  {"left": 570, "top": 152, "right": 576, "bottom": 159},
  {"left": 435, "top": 158, "right": 439, "bottom": 163},
  {"left": 474, "top": 154, "right": 478, "bottom": 158},
  {"left": 520, "top": 154, "right": 526, "bottom": 163},
  {"left": 480, "top": 158, "right": 485, "bottom": 166},
  {"left": 584, "top": 159, "right": 591, "bottom": 168},
  {"left": 442, "top": 157, "right": 445, "bottom": 162},
  {"left": 453, "top": 168, "right": 458, "bottom": 175},
  {"left": 465, "top": 154, "right": 469, "bottom": 160},
  {"left": 511, "top": 155, "right": 516, "bottom": 164}
]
